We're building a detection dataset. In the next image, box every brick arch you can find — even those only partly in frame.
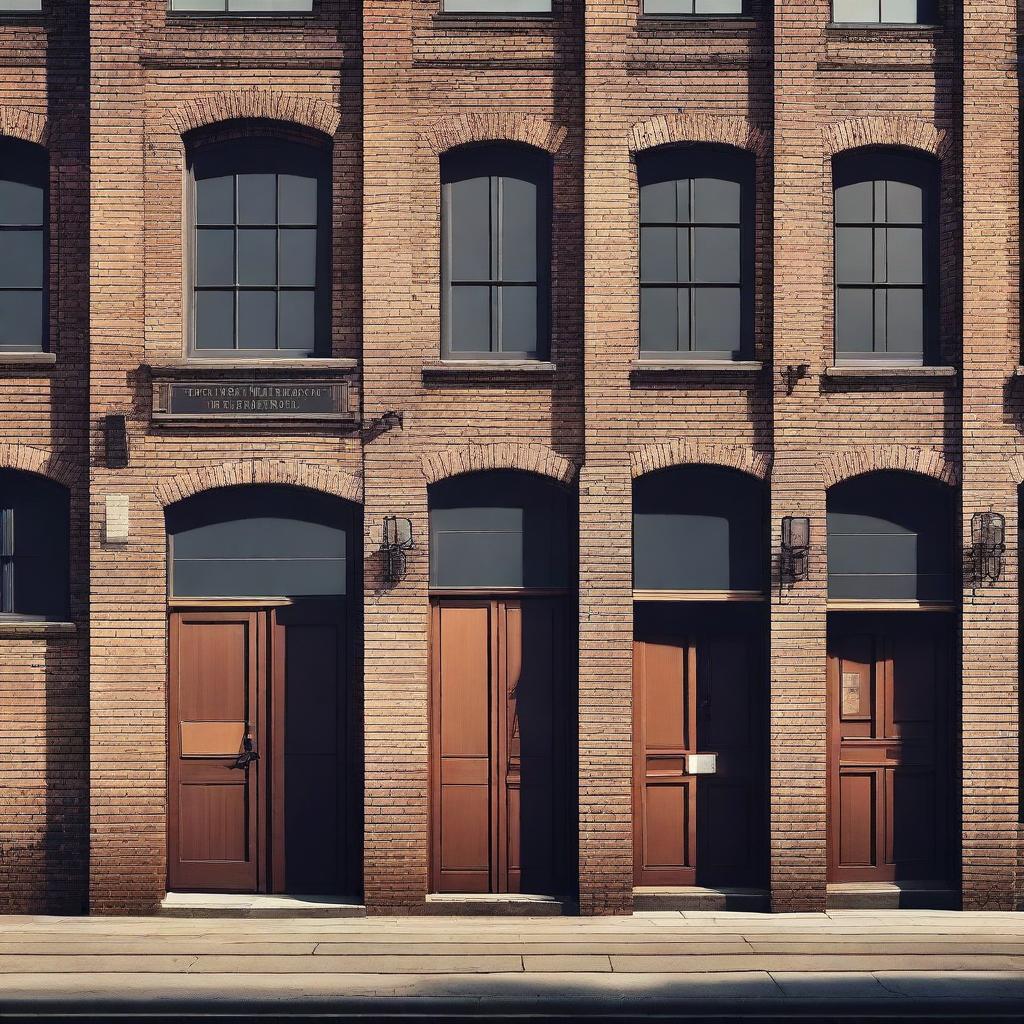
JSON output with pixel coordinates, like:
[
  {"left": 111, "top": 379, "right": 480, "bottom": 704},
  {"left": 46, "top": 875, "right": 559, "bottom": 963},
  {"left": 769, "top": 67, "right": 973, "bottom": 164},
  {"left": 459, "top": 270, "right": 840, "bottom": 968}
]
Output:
[
  {"left": 156, "top": 459, "right": 362, "bottom": 509},
  {"left": 823, "top": 117, "right": 949, "bottom": 159},
  {"left": 0, "top": 443, "right": 81, "bottom": 489},
  {"left": 630, "top": 440, "right": 771, "bottom": 481},
  {"left": 421, "top": 443, "right": 579, "bottom": 486},
  {"left": 169, "top": 88, "right": 341, "bottom": 139},
  {"left": 0, "top": 106, "right": 47, "bottom": 146},
  {"left": 424, "top": 113, "right": 569, "bottom": 157},
  {"left": 1007, "top": 455, "right": 1024, "bottom": 487},
  {"left": 629, "top": 113, "right": 769, "bottom": 159},
  {"left": 821, "top": 445, "right": 959, "bottom": 489}
]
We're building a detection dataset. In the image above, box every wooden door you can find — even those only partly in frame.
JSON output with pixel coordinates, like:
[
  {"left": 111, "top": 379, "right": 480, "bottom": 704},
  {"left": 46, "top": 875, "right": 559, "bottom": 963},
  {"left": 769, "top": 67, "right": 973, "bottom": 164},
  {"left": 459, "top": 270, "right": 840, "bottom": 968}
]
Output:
[
  {"left": 431, "top": 597, "right": 562, "bottom": 895},
  {"left": 828, "top": 619, "right": 950, "bottom": 883},
  {"left": 633, "top": 624, "right": 764, "bottom": 888},
  {"left": 169, "top": 611, "right": 263, "bottom": 892}
]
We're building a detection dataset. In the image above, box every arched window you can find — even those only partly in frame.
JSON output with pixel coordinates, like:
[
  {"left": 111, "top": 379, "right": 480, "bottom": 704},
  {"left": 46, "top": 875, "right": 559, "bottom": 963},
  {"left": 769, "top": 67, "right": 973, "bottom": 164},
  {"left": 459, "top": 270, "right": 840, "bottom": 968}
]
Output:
[
  {"left": 0, "top": 139, "right": 47, "bottom": 353},
  {"left": 827, "top": 472, "right": 955, "bottom": 602},
  {"left": 834, "top": 149, "right": 938, "bottom": 364},
  {"left": 0, "top": 470, "right": 69, "bottom": 620},
  {"left": 633, "top": 465, "right": 766, "bottom": 594},
  {"left": 638, "top": 145, "right": 754, "bottom": 360},
  {"left": 188, "top": 137, "right": 330, "bottom": 356},
  {"left": 441, "top": 144, "right": 552, "bottom": 360},
  {"left": 832, "top": 0, "right": 936, "bottom": 24},
  {"left": 429, "top": 471, "right": 571, "bottom": 589},
  {"left": 167, "top": 485, "right": 352, "bottom": 599}
]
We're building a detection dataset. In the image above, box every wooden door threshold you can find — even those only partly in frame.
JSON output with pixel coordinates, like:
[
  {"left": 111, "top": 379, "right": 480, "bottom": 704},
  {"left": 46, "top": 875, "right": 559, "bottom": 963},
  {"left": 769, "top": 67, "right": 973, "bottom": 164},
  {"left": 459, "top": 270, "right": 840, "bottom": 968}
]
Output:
[
  {"left": 160, "top": 892, "right": 366, "bottom": 918},
  {"left": 424, "top": 893, "right": 567, "bottom": 916},
  {"left": 633, "top": 886, "right": 769, "bottom": 913},
  {"left": 826, "top": 881, "right": 958, "bottom": 910}
]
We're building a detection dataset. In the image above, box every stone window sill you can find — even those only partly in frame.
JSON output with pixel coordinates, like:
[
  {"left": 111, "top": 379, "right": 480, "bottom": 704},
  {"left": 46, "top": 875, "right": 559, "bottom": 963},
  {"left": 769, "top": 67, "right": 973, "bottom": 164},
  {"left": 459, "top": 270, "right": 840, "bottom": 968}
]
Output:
[
  {"left": 630, "top": 358, "right": 763, "bottom": 381},
  {"left": 0, "top": 351, "right": 56, "bottom": 371},
  {"left": 824, "top": 364, "right": 956, "bottom": 384},
  {"left": 147, "top": 358, "right": 357, "bottom": 376},
  {"left": 0, "top": 620, "right": 76, "bottom": 639},
  {"left": 431, "top": 13, "right": 559, "bottom": 27},
  {"left": 423, "top": 360, "right": 556, "bottom": 383}
]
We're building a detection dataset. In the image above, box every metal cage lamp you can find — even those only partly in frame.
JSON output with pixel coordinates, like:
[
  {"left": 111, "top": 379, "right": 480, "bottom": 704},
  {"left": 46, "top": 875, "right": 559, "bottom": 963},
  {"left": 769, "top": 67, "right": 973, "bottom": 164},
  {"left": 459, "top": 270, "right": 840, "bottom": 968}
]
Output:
[
  {"left": 382, "top": 516, "right": 414, "bottom": 586},
  {"left": 780, "top": 515, "right": 811, "bottom": 584},
  {"left": 971, "top": 511, "right": 1005, "bottom": 584}
]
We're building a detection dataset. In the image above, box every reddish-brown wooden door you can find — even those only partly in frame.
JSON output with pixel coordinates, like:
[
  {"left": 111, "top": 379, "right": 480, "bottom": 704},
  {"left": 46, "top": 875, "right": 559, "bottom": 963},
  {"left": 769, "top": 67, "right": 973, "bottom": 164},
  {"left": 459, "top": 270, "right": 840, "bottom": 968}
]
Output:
[
  {"left": 431, "top": 597, "right": 563, "bottom": 895},
  {"left": 828, "top": 618, "right": 950, "bottom": 883},
  {"left": 169, "top": 602, "right": 350, "bottom": 894},
  {"left": 634, "top": 622, "right": 765, "bottom": 888}
]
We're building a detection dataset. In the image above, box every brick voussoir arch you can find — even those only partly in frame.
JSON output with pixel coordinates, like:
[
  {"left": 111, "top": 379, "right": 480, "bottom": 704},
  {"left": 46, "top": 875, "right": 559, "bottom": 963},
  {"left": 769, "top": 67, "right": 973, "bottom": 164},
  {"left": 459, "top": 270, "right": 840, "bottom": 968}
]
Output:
[
  {"left": 820, "top": 445, "right": 959, "bottom": 489},
  {"left": 156, "top": 459, "right": 363, "bottom": 509},
  {"left": 0, "top": 443, "right": 81, "bottom": 488},
  {"left": 0, "top": 106, "right": 47, "bottom": 146},
  {"left": 421, "top": 443, "right": 579, "bottom": 486},
  {"left": 170, "top": 88, "right": 341, "bottom": 139},
  {"left": 424, "top": 113, "right": 569, "bottom": 156},
  {"left": 823, "top": 116, "right": 950, "bottom": 159},
  {"left": 628, "top": 113, "right": 769, "bottom": 159},
  {"left": 630, "top": 440, "right": 772, "bottom": 481}
]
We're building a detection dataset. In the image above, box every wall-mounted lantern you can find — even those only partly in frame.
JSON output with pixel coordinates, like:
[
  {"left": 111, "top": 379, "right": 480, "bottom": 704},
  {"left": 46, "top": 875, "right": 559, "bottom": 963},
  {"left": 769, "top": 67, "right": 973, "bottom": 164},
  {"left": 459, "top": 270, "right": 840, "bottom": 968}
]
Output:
[
  {"left": 382, "top": 516, "right": 414, "bottom": 586},
  {"left": 780, "top": 515, "right": 811, "bottom": 584},
  {"left": 971, "top": 511, "right": 1005, "bottom": 583}
]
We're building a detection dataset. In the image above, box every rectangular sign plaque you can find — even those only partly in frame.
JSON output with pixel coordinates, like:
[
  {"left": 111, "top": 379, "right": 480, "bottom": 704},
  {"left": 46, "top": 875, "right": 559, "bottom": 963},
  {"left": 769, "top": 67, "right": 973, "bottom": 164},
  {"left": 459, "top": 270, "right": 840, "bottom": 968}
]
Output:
[{"left": 153, "top": 380, "right": 353, "bottom": 423}]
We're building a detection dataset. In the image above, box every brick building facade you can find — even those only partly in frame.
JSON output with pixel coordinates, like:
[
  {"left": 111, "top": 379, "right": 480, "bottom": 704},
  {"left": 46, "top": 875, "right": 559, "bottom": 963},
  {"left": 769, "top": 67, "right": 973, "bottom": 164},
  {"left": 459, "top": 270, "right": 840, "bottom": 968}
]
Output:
[{"left": 0, "top": 0, "right": 1020, "bottom": 916}]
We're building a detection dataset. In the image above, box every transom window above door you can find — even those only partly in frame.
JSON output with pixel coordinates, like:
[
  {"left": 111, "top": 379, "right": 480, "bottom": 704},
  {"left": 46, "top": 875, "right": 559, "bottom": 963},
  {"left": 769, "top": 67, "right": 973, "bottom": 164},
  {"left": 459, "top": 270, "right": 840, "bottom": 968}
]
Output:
[
  {"left": 189, "top": 137, "right": 329, "bottom": 357},
  {"left": 638, "top": 145, "right": 754, "bottom": 360}
]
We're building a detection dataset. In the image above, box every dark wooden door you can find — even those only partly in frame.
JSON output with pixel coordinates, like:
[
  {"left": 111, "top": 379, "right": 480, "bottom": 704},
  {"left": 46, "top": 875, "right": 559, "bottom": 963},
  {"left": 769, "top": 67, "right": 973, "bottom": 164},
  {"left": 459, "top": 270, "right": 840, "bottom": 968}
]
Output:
[
  {"left": 431, "top": 597, "right": 563, "bottom": 895},
  {"left": 828, "top": 619, "right": 950, "bottom": 883},
  {"left": 633, "top": 621, "right": 764, "bottom": 888},
  {"left": 169, "top": 611, "right": 263, "bottom": 892},
  {"left": 169, "top": 602, "right": 350, "bottom": 895}
]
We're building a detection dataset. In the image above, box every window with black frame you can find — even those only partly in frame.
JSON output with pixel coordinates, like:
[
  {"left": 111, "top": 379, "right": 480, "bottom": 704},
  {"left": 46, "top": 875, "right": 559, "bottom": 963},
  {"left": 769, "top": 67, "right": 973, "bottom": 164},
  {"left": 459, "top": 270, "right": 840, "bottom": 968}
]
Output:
[
  {"left": 832, "top": 0, "right": 937, "bottom": 24},
  {"left": 189, "top": 137, "right": 329, "bottom": 357},
  {"left": 441, "top": 144, "right": 551, "bottom": 361},
  {"left": 0, "top": 139, "right": 47, "bottom": 353},
  {"left": 169, "top": 1, "right": 313, "bottom": 12},
  {"left": 643, "top": 0, "right": 745, "bottom": 14},
  {"left": 638, "top": 145, "right": 754, "bottom": 360},
  {"left": 834, "top": 148, "right": 938, "bottom": 364},
  {"left": 442, "top": 0, "right": 551, "bottom": 10},
  {"left": 0, "top": 471, "right": 69, "bottom": 621},
  {"left": 0, "top": 1, "right": 43, "bottom": 10}
]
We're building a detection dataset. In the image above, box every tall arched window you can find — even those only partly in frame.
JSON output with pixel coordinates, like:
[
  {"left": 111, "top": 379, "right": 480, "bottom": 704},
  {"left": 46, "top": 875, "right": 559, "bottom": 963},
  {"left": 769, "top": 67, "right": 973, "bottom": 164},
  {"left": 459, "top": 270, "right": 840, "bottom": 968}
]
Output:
[
  {"left": 0, "top": 470, "right": 69, "bottom": 620},
  {"left": 0, "top": 139, "right": 47, "bottom": 353},
  {"left": 834, "top": 149, "right": 938, "bottom": 364},
  {"left": 441, "top": 144, "right": 552, "bottom": 361},
  {"left": 638, "top": 145, "right": 754, "bottom": 360},
  {"left": 188, "top": 136, "right": 330, "bottom": 357}
]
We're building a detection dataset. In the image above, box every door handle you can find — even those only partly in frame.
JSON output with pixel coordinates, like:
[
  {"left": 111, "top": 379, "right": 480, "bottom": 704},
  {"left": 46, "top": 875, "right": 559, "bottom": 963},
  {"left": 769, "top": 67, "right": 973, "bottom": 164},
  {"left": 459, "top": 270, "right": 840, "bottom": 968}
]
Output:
[{"left": 231, "top": 735, "right": 259, "bottom": 770}]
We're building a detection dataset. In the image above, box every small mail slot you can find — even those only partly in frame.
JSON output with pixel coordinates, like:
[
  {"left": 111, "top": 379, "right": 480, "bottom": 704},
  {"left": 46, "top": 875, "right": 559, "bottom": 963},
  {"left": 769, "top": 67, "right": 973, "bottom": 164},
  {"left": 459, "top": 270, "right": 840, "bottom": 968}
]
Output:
[{"left": 685, "top": 752, "right": 717, "bottom": 776}]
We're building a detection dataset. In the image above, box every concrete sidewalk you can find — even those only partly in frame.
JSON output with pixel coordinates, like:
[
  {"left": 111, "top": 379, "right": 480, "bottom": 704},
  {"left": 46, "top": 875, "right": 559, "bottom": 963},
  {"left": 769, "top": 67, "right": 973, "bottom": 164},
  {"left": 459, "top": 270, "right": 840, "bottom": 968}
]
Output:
[{"left": 0, "top": 909, "right": 1022, "bottom": 1018}]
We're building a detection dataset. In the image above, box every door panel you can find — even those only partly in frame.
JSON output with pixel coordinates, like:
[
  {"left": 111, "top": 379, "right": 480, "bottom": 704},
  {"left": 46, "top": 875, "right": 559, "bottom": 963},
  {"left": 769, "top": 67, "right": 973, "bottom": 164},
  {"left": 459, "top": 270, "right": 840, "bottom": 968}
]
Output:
[
  {"left": 828, "top": 620, "right": 949, "bottom": 883},
  {"left": 169, "top": 612, "right": 261, "bottom": 892}
]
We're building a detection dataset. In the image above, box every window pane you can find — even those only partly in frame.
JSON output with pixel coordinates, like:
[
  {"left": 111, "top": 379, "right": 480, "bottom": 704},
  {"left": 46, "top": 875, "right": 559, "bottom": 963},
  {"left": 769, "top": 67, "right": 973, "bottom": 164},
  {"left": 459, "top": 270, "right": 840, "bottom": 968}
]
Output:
[
  {"left": 692, "top": 177, "right": 740, "bottom": 223},
  {"left": 0, "top": 290, "right": 42, "bottom": 349},
  {"left": 643, "top": 0, "right": 697, "bottom": 13},
  {"left": 238, "top": 291, "right": 277, "bottom": 349},
  {"left": 196, "top": 228, "right": 235, "bottom": 287},
  {"left": 640, "top": 179, "right": 678, "bottom": 224},
  {"left": 885, "top": 289, "right": 924, "bottom": 354},
  {"left": 0, "top": 229, "right": 43, "bottom": 288},
  {"left": 833, "top": 0, "right": 879, "bottom": 20},
  {"left": 0, "top": 180, "right": 43, "bottom": 226},
  {"left": 886, "top": 227, "right": 923, "bottom": 285},
  {"left": 640, "top": 225, "right": 679, "bottom": 283},
  {"left": 195, "top": 291, "right": 235, "bottom": 349},
  {"left": 498, "top": 285, "right": 537, "bottom": 354},
  {"left": 881, "top": 0, "right": 919, "bottom": 21},
  {"left": 696, "top": 0, "right": 743, "bottom": 10},
  {"left": 500, "top": 175, "right": 537, "bottom": 281},
  {"left": 835, "top": 180, "right": 873, "bottom": 223},
  {"left": 196, "top": 175, "right": 234, "bottom": 225},
  {"left": 450, "top": 284, "right": 492, "bottom": 352},
  {"left": 237, "top": 228, "right": 277, "bottom": 286},
  {"left": 442, "top": 0, "right": 552, "bottom": 11},
  {"left": 693, "top": 287, "right": 741, "bottom": 352},
  {"left": 836, "top": 227, "right": 873, "bottom": 285},
  {"left": 279, "top": 228, "right": 317, "bottom": 288},
  {"left": 886, "top": 180, "right": 923, "bottom": 223},
  {"left": 836, "top": 289, "right": 874, "bottom": 354},
  {"left": 237, "top": 173, "right": 276, "bottom": 225},
  {"left": 279, "top": 174, "right": 318, "bottom": 225},
  {"left": 279, "top": 290, "right": 315, "bottom": 352},
  {"left": 640, "top": 287, "right": 681, "bottom": 352},
  {"left": 449, "top": 176, "right": 491, "bottom": 283},
  {"left": 692, "top": 226, "right": 739, "bottom": 284}
]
